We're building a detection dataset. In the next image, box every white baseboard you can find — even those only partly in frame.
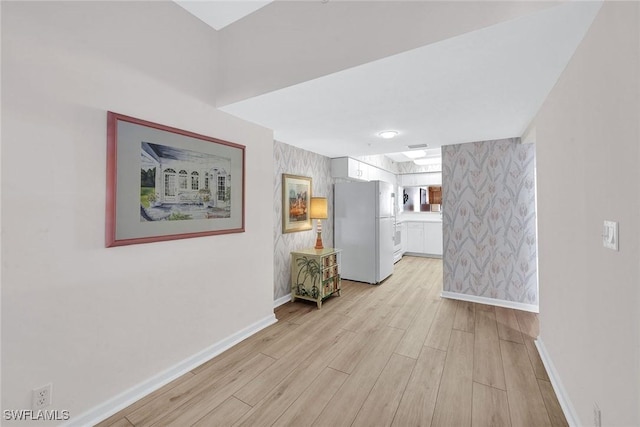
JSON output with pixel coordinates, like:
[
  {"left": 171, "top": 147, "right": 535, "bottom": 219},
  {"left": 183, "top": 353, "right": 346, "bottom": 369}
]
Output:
[
  {"left": 66, "top": 313, "right": 277, "bottom": 427},
  {"left": 403, "top": 252, "right": 443, "bottom": 259},
  {"left": 535, "top": 338, "right": 580, "bottom": 427},
  {"left": 441, "top": 291, "right": 539, "bottom": 313},
  {"left": 273, "top": 293, "right": 291, "bottom": 308}
]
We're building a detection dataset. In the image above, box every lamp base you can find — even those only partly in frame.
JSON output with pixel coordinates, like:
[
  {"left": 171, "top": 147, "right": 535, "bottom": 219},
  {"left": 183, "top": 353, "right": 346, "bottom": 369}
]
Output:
[{"left": 314, "top": 231, "right": 324, "bottom": 249}]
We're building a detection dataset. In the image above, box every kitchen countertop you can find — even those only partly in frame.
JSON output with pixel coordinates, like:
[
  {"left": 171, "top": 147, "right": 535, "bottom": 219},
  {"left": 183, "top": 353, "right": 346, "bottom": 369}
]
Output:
[{"left": 397, "top": 213, "right": 442, "bottom": 223}]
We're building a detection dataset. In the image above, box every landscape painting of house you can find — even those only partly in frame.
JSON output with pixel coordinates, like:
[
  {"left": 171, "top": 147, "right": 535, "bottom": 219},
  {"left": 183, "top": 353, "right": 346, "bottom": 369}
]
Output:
[{"left": 140, "top": 142, "right": 231, "bottom": 221}]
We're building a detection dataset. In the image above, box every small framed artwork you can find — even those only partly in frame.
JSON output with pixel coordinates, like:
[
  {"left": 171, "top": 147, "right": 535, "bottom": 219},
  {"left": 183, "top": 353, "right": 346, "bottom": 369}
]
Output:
[
  {"left": 106, "top": 112, "right": 245, "bottom": 247},
  {"left": 282, "top": 174, "right": 312, "bottom": 233}
]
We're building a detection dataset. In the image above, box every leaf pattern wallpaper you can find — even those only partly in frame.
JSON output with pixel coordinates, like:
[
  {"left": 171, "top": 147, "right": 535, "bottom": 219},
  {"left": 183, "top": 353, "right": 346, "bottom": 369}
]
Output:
[
  {"left": 273, "top": 140, "right": 334, "bottom": 301},
  {"left": 354, "top": 154, "right": 399, "bottom": 173},
  {"left": 396, "top": 161, "right": 442, "bottom": 174},
  {"left": 442, "top": 138, "right": 538, "bottom": 306}
]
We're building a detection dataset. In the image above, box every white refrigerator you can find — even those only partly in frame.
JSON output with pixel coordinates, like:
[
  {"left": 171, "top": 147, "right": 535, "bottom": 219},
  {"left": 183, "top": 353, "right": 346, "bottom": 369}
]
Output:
[{"left": 334, "top": 180, "right": 395, "bottom": 284}]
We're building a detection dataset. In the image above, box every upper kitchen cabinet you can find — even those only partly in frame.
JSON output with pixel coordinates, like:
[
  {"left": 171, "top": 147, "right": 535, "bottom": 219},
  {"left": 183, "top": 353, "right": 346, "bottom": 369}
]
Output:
[
  {"left": 400, "top": 172, "right": 442, "bottom": 187},
  {"left": 331, "top": 157, "right": 395, "bottom": 184},
  {"left": 332, "top": 157, "right": 368, "bottom": 181}
]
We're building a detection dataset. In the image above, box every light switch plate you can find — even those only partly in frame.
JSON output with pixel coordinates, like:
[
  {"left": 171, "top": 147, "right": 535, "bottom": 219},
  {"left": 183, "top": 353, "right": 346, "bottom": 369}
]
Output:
[{"left": 603, "top": 220, "right": 618, "bottom": 251}]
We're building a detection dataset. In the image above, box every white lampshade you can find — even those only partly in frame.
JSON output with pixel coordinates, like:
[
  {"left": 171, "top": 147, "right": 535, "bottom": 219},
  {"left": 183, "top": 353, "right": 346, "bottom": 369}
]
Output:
[{"left": 310, "top": 197, "right": 328, "bottom": 219}]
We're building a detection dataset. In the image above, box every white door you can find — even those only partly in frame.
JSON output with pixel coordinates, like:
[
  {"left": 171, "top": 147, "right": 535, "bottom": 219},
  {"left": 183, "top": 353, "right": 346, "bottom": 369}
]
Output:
[{"left": 163, "top": 169, "right": 177, "bottom": 202}]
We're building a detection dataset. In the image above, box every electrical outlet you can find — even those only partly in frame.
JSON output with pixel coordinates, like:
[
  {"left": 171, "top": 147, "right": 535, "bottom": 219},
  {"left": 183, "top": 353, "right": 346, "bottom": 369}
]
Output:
[
  {"left": 593, "top": 402, "right": 602, "bottom": 427},
  {"left": 32, "top": 383, "right": 52, "bottom": 410}
]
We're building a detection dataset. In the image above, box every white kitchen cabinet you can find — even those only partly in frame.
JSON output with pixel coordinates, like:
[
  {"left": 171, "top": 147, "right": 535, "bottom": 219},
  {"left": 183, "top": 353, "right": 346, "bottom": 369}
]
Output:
[
  {"left": 406, "top": 222, "right": 425, "bottom": 253},
  {"left": 404, "top": 220, "right": 443, "bottom": 257},
  {"left": 370, "top": 167, "right": 396, "bottom": 184},
  {"left": 383, "top": 169, "right": 396, "bottom": 184},
  {"left": 423, "top": 221, "right": 443, "bottom": 256},
  {"left": 400, "top": 172, "right": 442, "bottom": 187},
  {"left": 368, "top": 164, "right": 381, "bottom": 182},
  {"left": 331, "top": 157, "right": 368, "bottom": 181},
  {"left": 331, "top": 157, "right": 395, "bottom": 184}
]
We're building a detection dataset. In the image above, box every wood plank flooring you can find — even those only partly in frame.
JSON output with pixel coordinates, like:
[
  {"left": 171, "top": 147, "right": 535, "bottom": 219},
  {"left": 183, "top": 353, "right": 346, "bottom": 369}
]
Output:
[{"left": 97, "top": 257, "right": 567, "bottom": 427}]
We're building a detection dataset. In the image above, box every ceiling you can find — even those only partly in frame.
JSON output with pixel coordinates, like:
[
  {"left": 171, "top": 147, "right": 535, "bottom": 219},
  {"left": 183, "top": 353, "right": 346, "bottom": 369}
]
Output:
[
  {"left": 177, "top": 1, "right": 602, "bottom": 161},
  {"left": 174, "top": 1, "right": 272, "bottom": 30}
]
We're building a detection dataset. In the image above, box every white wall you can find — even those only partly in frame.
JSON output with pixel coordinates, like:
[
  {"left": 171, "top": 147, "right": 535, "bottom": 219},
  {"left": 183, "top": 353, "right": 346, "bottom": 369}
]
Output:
[
  {"left": 1, "top": 2, "right": 274, "bottom": 425},
  {"left": 217, "top": 1, "right": 556, "bottom": 106},
  {"left": 532, "top": 2, "right": 640, "bottom": 425}
]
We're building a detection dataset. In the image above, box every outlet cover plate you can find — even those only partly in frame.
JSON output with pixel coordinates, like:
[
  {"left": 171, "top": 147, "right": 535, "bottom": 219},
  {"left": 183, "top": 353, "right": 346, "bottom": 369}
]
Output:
[
  {"left": 32, "top": 383, "right": 52, "bottom": 410},
  {"left": 603, "top": 220, "right": 618, "bottom": 251}
]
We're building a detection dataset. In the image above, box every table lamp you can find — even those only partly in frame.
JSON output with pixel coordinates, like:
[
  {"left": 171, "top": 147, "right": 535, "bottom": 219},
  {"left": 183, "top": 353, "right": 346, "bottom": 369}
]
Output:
[{"left": 310, "top": 197, "right": 328, "bottom": 249}]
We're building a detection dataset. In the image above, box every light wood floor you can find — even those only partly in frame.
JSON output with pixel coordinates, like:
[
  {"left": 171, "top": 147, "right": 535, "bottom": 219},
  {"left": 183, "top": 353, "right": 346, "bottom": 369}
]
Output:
[{"left": 97, "top": 256, "right": 567, "bottom": 427}]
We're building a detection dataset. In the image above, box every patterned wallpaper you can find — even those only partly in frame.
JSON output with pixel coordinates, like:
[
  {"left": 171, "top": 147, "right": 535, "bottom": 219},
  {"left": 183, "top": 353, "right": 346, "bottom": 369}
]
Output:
[
  {"left": 354, "top": 154, "right": 442, "bottom": 174},
  {"left": 396, "top": 162, "right": 442, "bottom": 174},
  {"left": 442, "top": 138, "right": 538, "bottom": 306},
  {"left": 273, "top": 140, "right": 334, "bottom": 301}
]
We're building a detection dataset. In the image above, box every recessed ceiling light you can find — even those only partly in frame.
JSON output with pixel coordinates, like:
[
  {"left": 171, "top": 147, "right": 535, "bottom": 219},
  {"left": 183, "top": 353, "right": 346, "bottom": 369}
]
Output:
[
  {"left": 378, "top": 130, "right": 398, "bottom": 139},
  {"left": 402, "top": 150, "right": 426, "bottom": 159}
]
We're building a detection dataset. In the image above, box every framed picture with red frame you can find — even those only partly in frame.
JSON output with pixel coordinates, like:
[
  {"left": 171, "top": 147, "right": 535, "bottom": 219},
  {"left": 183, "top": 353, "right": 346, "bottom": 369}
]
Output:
[{"left": 106, "top": 112, "right": 245, "bottom": 247}]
